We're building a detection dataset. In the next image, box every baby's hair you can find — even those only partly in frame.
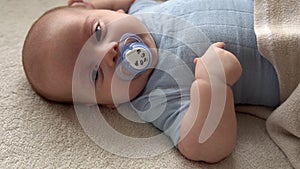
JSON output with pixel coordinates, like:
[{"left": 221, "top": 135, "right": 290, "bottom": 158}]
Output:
[{"left": 22, "top": 6, "right": 71, "bottom": 103}]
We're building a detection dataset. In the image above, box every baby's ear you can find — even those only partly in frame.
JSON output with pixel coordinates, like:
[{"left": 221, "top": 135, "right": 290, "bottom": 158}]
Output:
[{"left": 116, "top": 9, "right": 125, "bottom": 13}]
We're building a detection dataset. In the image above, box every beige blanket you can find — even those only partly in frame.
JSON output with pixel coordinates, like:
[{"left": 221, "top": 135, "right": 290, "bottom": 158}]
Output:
[{"left": 254, "top": 0, "right": 300, "bottom": 168}]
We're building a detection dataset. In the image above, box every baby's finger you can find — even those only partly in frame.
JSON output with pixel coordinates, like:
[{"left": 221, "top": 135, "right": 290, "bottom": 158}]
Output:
[
  {"left": 68, "top": 0, "right": 82, "bottom": 6},
  {"left": 212, "top": 42, "right": 225, "bottom": 49},
  {"left": 68, "top": 0, "right": 94, "bottom": 8},
  {"left": 194, "top": 58, "right": 200, "bottom": 64},
  {"left": 70, "top": 0, "right": 95, "bottom": 9}
]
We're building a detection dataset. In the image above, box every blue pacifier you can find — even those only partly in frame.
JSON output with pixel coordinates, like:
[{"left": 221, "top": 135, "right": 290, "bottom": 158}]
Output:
[{"left": 116, "top": 33, "right": 153, "bottom": 80}]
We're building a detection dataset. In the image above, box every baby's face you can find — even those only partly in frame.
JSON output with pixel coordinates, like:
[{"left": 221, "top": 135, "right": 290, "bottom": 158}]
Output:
[{"left": 39, "top": 7, "right": 157, "bottom": 106}]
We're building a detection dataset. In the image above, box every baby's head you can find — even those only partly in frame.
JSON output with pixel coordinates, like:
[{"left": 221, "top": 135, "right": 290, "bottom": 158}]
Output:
[{"left": 22, "top": 6, "right": 157, "bottom": 106}]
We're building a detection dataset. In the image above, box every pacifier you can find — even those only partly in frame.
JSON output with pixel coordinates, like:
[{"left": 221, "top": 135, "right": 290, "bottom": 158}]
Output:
[{"left": 116, "top": 33, "right": 153, "bottom": 80}]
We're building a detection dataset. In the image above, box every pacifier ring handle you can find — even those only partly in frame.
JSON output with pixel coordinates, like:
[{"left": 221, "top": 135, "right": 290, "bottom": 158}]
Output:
[{"left": 117, "top": 33, "right": 153, "bottom": 80}]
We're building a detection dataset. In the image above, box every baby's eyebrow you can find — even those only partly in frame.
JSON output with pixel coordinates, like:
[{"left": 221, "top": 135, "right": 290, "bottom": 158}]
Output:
[{"left": 82, "top": 15, "right": 94, "bottom": 38}]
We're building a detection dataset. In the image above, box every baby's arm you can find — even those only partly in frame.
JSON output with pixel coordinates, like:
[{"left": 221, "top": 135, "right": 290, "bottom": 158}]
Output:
[
  {"left": 68, "top": 0, "right": 135, "bottom": 12},
  {"left": 178, "top": 42, "right": 242, "bottom": 163}
]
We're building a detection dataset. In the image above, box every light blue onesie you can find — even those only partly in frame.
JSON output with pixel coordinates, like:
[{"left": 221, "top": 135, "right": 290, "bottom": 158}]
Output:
[{"left": 129, "top": 0, "right": 280, "bottom": 146}]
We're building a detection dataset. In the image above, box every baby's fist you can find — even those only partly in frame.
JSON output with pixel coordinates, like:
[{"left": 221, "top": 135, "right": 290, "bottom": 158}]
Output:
[{"left": 194, "top": 42, "right": 242, "bottom": 86}]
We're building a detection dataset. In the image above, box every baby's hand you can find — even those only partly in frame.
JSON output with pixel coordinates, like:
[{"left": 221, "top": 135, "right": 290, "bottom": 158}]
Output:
[
  {"left": 68, "top": 0, "right": 135, "bottom": 12},
  {"left": 194, "top": 42, "right": 242, "bottom": 86},
  {"left": 68, "top": 0, "right": 95, "bottom": 9}
]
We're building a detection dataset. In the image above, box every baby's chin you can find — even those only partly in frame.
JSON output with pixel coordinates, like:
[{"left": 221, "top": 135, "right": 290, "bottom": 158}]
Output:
[{"left": 113, "top": 78, "right": 150, "bottom": 105}]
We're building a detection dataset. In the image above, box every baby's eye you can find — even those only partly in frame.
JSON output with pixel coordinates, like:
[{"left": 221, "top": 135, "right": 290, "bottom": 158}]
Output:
[
  {"left": 95, "top": 23, "right": 102, "bottom": 41},
  {"left": 92, "top": 69, "right": 98, "bottom": 82}
]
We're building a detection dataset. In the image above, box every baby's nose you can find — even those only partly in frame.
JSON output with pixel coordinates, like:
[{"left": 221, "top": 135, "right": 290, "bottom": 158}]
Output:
[{"left": 102, "top": 42, "right": 119, "bottom": 67}]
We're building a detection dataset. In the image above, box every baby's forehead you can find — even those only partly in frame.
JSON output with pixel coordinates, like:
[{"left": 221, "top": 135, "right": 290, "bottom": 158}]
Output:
[
  {"left": 50, "top": 6, "right": 88, "bottom": 16},
  {"left": 38, "top": 7, "right": 97, "bottom": 65},
  {"left": 38, "top": 8, "right": 83, "bottom": 39},
  {"left": 40, "top": 6, "right": 86, "bottom": 26}
]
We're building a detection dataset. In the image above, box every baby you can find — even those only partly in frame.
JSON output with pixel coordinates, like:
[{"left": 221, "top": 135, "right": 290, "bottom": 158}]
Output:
[{"left": 22, "top": 0, "right": 280, "bottom": 163}]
